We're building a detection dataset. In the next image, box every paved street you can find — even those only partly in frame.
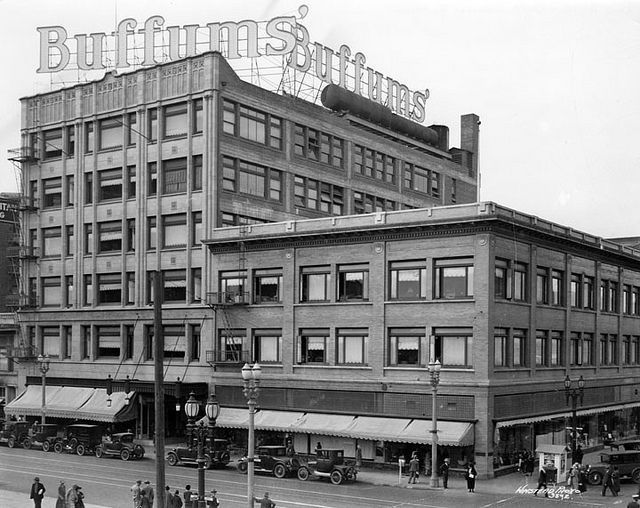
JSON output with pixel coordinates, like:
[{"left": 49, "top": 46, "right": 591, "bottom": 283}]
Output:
[{"left": 0, "top": 446, "right": 633, "bottom": 507}]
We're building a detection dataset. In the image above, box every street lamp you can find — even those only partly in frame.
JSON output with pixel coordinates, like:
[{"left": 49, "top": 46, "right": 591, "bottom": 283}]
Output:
[
  {"left": 428, "top": 358, "right": 441, "bottom": 488},
  {"left": 241, "top": 362, "right": 261, "bottom": 508},
  {"left": 37, "top": 354, "right": 50, "bottom": 424},
  {"left": 564, "top": 375, "right": 585, "bottom": 460},
  {"left": 184, "top": 391, "right": 220, "bottom": 508}
]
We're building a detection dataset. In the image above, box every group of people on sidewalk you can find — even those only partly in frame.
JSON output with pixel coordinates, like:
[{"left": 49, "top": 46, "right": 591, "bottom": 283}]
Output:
[
  {"left": 406, "top": 451, "right": 477, "bottom": 492},
  {"left": 30, "top": 477, "right": 85, "bottom": 508}
]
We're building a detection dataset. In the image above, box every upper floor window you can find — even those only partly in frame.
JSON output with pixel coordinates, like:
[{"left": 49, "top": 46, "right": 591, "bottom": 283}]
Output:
[
  {"left": 388, "top": 328, "right": 425, "bottom": 367},
  {"left": 403, "top": 162, "right": 441, "bottom": 198},
  {"left": 353, "top": 191, "right": 396, "bottom": 214},
  {"left": 550, "top": 330, "right": 563, "bottom": 366},
  {"left": 389, "top": 260, "right": 426, "bottom": 300},
  {"left": 551, "top": 270, "right": 564, "bottom": 306},
  {"left": 147, "top": 108, "right": 158, "bottom": 142},
  {"left": 336, "top": 328, "right": 368, "bottom": 365},
  {"left": 43, "top": 177, "right": 62, "bottom": 208},
  {"left": 96, "top": 326, "right": 120, "bottom": 357},
  {"left": 126, "top": 112, "right": 137, "bottom": 146},
  {"left": 353, "top": 146, "right": 396, "bottom": 184},
  {"left": 98, "top": 169, "right": 122, "bottom": 201},
  {"left": 162, "top": 158, "right": 187, "bottom": 194},
  {"left": 219, "top": 270, "right": 247, "bottom": 304},
  {"left": 253, "top": 329, "right": 282, "bottom": 363},
  {"left": 222, "top": 156, "right": 282, "bottom": 202},
  {"left": 494, "top": 259, "right": 509, "bottom": 299},
  {"left": 433, "top": 327, "right": 473, "bottom": 368},
  {"left": 254, "top": 269, "right": 282, "bottom": 304},
  {"left": 513, "top": 329, "right": 527, "bottom": 367},
  {"left": 536, "top": 267, "right": 549, "bottom": 305},
  {"left": 97, "top": 221, "right": 122, "bottom": 253},
  {"left": 296, "top": 329, "right": 328, "bottom": 364},
  {"left": 43, "top": 128, "right": 63, "bottom": 159},
  {"left": 570, "top": 273, "right": 582, "bottom": 308},
  {"left": 99, "top": 117, "right": 122, "bottom": 150},
  {"left": 218, "top": 329, "right": 248, "bottom": 362},
  {"left": 294, "top": 124, "right": 344, "bottom": 168},
  {"left": 42, "top": 227, "right": 62, "bottom": 257},
  {"left": 85, "top": 122, "right": 94, "bottom": 153},
  {"left": 300, "top": 266, "right": 330, "bottom": 302},
  {"left": 337, "top": 264, "right": 369, "bottom": 302},
  {"left": 193, "top": 99, "right": 203, "bottom": 134},
  {"left": 494, "top": 327, "right": 508, "bottom": 367},
  {"left": 535, "top": 330, "right": 548, "bottom": 366},
  {"left": 163, "top": 102, "right": 188, "bottom": 138},
  {"left": 66, "top": 126, "right": 75, "bottom": 156},
  {"left": 162, "top": 214, "right": 187, "bottom": 248},
  {"left": 294, "top": 175, "right": 344, "bottom": 215},
  {"left": 583, "top": 276, "right": 595, "bottom": 309},
  {"left": 223, "top": 99, "right": 283, "bottom": 149},
  {"left": 600, "top": 279, "right": 619, "bottom": 313},
  {"left": 163, "top": 270, "right": 187, "bottom": 303},
  {"left": 97, "top": 273, "right": 122, "bottom": 305},
  {"left": 42, "top": 277, "right": 61, "bottom": 307},
  {"left": 494, "top": 259, "right": 528, "bottom": 301},
  {"left": 434, "top": 258, "right": 474, "bottom": 299}
]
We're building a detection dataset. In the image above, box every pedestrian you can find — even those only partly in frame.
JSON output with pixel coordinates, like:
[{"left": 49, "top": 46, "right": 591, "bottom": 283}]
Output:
[
  {"left": 535, "top": 467, "right": 548, "bottom": 497},
  {"left": 628, "top": 493, "right": 640, "bottom": 508},
  {"left": 75, "top": 486, "right": 85, "bottom": 508},
  {"left": 56, "top": 480, "right": 66, "bottom": 508},
  {"left": 30, "top": 476, "right": 46, "bottom": 508},
  {"left": 574, "top": 445, "right": 584, "bottom": 465},
  {"left": 142, "top": 480, "right": 155, "bottom": 508},
  {"left": 66, "top": 485, "right": 79, "bottom": 508},
  {"left": 183, "top": 485, "right": 193, "bottom": 508},
  {"left": 355, "top": 445, "right": 362, "bottom": 469},
  {"left": 254, "top": 492, "right": 275, "bottom": 508},
  {"left": 578, "top": 465, "right": 588, "bottom": 493},
  {"left": 439, "top": 458, "right": 450, "bottom": 489},
  {"left": 465, "top": 462, "right": 477, "bottom": 492},
  {"left": 568, "top": 463, "right": 580, "bottom": 490},
  {"left": 315, "top": 441, "right": 322, "bottom": 453},
  {"left": 613, "top": 465, "right": 621, "bottom": 495},
  {"left": 602, "top": 464, "right": 617, "bottom": 496},
  {"left": 172, "top": 490, "right": 183, "bottom": 508},
  {"left": 206, "top": 489, "right": 219, "bottom": 507},
  {"left": 165, "top": 486, "right": 173, "bottom": 507},
  {"left": 408, "top": 453, "right": 420, "bottom": 484},
  {"left": 131, "top": 480, "right": 142, "bottom": 508}
]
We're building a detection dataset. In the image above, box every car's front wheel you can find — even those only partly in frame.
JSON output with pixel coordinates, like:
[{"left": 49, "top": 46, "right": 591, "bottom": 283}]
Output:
[
  {"left": 95, "top": 445, "right": 104, "bottom": 458},
  {"left": 273, "top": 463, "right": 287, "bottom": 478},
  {"left": 54, "top": 442, "right": 63, "bottom": 454},
  {"left": 22, "top": 438, "right": 32, "bottom": 450},
  {"left": 42, "top": 440, "right": 51, "bottom": 452},
  {"left": 167, "top": 453, "right": 179, "bottom": 466},
  {"left": 297, "top": 467, "right": 310, "bottom": 481},
  {"left": 7, "top": 436, "right": 15, "bottom": 448},
  {"left": 120, "top": 448, "right": 131, "bottom": 461},
  {"left": 237, "top": 461, "right": 248, "bottom": 474},
  {"left": 330, "top": 470, "right": 344, "bottom": 485},
  {"left": 76, "top": 444, "right": 86, "bottom": 456},
  {"left": 588, "top": 470, "right": 603, "bottom": 485}
]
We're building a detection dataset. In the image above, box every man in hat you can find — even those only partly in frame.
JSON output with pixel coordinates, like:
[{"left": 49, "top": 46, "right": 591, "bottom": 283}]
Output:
[
  {"left": 165, "top": 486, "right": 173, "bottom": 507},
  {"left": 440, "top": 458, "right": 450, "bottom": 489},
  {"left": 131, "top": 480, "right": 142, "bottom": 508},
  {"left": 56, "top": 480, "right": 66, "bottom": 508},
  {"left": 627, "top": 494, "right": 640, "bottom": 508},
  {"left": 141, "top": 481, "right": 155, "bottom": 508},
  {"left": 206, "top": 489, "right": 219, "bottom": 507},
  {"left": 254, "top": 492, "right": 275, "bottom": 508},
  {"left": 30, "top": 477, "right": 46, "bottom": 508}
]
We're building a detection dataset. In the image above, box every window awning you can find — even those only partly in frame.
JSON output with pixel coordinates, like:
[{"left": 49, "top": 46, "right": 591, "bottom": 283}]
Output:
[
  {"left": 212, "top": 408, "right": 474, "bottom": 446},
  {"left": 5, "top": 386, "right": 136, "bottom": 422}
]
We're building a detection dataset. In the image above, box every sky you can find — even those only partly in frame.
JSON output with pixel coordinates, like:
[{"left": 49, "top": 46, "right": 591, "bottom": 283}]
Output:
[{"left": 1, "top": 0, "right": 639, "bottom": 238}]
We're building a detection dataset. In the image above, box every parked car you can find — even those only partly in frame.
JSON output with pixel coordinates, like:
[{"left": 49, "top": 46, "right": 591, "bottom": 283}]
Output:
[
  {"left": 610, "top": 440, "right": 640, "bottom": 451},
  {"left": 95, "top": 432, "right": 145, "bottom": 461},
  {"left": 23, "top": 423, "right": 61, "bottom": 451},
  {"left": 0, "top": 421, "right": 31, "bottom": 448},
  {"left": 237, "top": 445, "right": 300, "bottom": 478},
  {"left": 167, "top": 438, "right": 231, "bottom": 469},
  {"left": 297, "top": 449, "right": 358, "bottom": 485},
  {"left": 587, "top": 450, "right": 640, "bottom": 484},
  {"left": 54, "top": 424, "right": 103, "bottom": 456}
]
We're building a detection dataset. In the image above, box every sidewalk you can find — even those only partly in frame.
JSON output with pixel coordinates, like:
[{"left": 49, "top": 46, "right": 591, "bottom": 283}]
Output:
[{"left": 0, "top": 489, "right": 110, "bottom": 508}]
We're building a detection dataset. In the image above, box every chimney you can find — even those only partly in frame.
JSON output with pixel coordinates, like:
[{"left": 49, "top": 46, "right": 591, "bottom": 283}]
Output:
[{"left": 461, "top": 114, "right": 480, "bottom": 178}]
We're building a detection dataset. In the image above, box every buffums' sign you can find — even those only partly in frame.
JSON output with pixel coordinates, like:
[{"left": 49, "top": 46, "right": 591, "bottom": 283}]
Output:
[{"left": 37, "top": 6, "right": 430, "bottom": 122}]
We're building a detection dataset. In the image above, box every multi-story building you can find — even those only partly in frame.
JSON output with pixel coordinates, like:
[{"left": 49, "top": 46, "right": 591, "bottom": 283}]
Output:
[
  {"left": 5, "top": 52, "right": 478, "bottom": 439},
  {"left": 203, "top": 202, "right": 640, "bottom": 478}
]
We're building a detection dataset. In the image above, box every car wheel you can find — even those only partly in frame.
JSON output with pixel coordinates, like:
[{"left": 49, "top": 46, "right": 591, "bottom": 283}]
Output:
[
  {"left": 7, "top": 436, "right": 15, "bottom": 448},
  {"left": 121, "top": 448, "right": 131, "bottom": 461},
  {"left": 42, "top": 441, "right": 51, "bottom": 452},
  {"left": 273, "top": 463, "right": 287, "bottom": 478},
  {"left": 297, "top": 467, "right": 310, "bottom": 481},
  {"left": 54, "top": 442, "right": 63, "bottom": 454},
  {"left": 167, "top": 453, "right": 179, "bottom": 466},
  {"left": 330, "top": 470, "right": 344, "bottom": 485},
  {"left": 632, "top": 468, "right": 640, "bottom": 484},
  {"left": 237, "top": 461, "right": 248, "bottom": 474},
  {"left": 23, "top": 438, "right": 32, "bottom": 450},
  {"left": 76, "top": 444, "right": 86, "bottom": 456},
  {"left": 588, "top": 471, "right": 603, "bottom": 485},
  {"left": 95, "top": 445, "right": 104, "bottom": 458}
]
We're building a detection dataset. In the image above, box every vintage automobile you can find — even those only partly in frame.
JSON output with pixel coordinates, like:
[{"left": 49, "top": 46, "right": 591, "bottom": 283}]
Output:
[
  {"left": 610, "top": 439, "right": 640, "bottom": 451},
  {"left": 23, "top": 423, "right": 61, "bottom": 451},
  {"left": 0, "top": 420, "right": 32, "bottom": 448},
  {"left": 167, "top": 438, "right": 231, "bottom": 469},
  {"left": 54, "top": 424, "right": 103, "bottom": 456},
  {"left": 297, "top": 449, "right": 358, "bottom": 485},
  {"left": 95, "top": 432, "right": 145, "bottom": 461},
  {"left": 237, "top": 445, "right": 300, "bottom": 478},
  {"left": 586, "top": 449, "right": 640, "bottom": 484}
]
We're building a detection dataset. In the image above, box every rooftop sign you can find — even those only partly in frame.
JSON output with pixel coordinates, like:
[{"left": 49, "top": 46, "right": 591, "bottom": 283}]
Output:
[{"left": 37, "top": 6, "right": 429, "bottom": 122}]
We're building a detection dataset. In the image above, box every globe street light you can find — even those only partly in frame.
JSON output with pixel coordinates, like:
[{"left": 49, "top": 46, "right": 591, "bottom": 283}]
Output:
[
  {"left": 37, "top": 354, "right": 50, "bottom": 424},
  {"left": 184, "top": 391, "right": 220, "bottom": 508},
  {"left": 428, "top": 358, "right": 442, "bottom": 488},
  {"left": 241, "top": 362, "right": 261, "bottom": 508},
  {"left": 564, "top": 375, "right": 585, "bottom": 460}
]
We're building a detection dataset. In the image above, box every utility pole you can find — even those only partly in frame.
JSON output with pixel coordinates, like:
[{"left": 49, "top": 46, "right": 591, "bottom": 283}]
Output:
[{"left": 154, "top": 271, "right": 166, "bottom": 508}]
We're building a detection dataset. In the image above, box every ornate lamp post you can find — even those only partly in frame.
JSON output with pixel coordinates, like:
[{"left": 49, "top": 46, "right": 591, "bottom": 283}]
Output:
[
  {"left": 184, "top": 391, "right": 220, "bottom": 508},
  {"left": 37, "top": 354, "right": 50, "bottom": 424},
  {"left": 428, "top": 358, "right": 442, "bottom": 488},
  {"left": 564, "top": 375, "right": 585, "bottom": 460},
  {"left": 241, "top": 362, "right": 261, "bottom": 508}
]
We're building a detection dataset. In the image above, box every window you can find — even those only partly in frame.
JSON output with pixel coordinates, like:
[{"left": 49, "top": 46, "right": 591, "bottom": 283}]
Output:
[
  {"left": 96, "top": 169, "right": 122, "bottom": 201},
  {"left": 148, "top": 162, "right": 157, "bottom": 196},
  {"left": 99, "top": 117, "right": 122, "bottom": 150},
  {"left": 434, "top": 258, "right": 474, "bottom": 299},
  {"left": 536, "top": 330, "right": 548, "bottom": 366},
  {"left": 623, "top": 335, "right": 631, "bottom": 364},
  {"left": 43, "top": 128, "right": 63, "bottom": 159},
  {"left": 223, "top": 99, "right": 283, "bottom": 149},
  {"left": 124, "top": 325, "right": 134, "bottom": 359},
  {"left": 192, "top": 211, "right": 202, "bottom": 246},
  {"left": 126, "top": 112, "right": 137, "bottom": 146},
  {"left": 353, "top": 191, "right": 396, "bottom": 214},
  {"left": 583, "top": 276, "right": 595, "bottom": 309},
  {"left": 124, "top": 166, "right": 136, "bottom": 199},
  {"left": 65, "top": 175, "right": 74, "bottom": 206},
  {"left": 125, "top": 272, "right": 135, "bottom": 305},
  {"left": 388, "top": 328, "right": 425, "bottom": 367},
  {"left": 253, "top": 329, "right": 282, "bottom": 363},
  {"left": 222, "top": 156, "right": 282, "bottom": 201},
  {"left": 163, "top": 270, "right": 187, "bottom": 302},
  {"left": 494, "top": 328, "right": 508, "bottom": 367},
  {"left": 219, "top": 270, "right": 247, "bottom": 303},
  {"left": 570, "top": 274, "right": 582, "bottom": 308},
  {"left": 536, "top": 267, "right": 549, "bottom": 304},
  {"left": 294, "top": 124, "right": 344, "bottom": 167},
  {"left": 337, "top": 328, "right": 368, "bottom": 365},
  {"left": 433, "top": 327, "right": 473, "bottom": 368},
  {"left": 337, "top": 264, "right": 369, "bottom": 301},
  {"left": 600, "top": 279, "right": 619, "bottom": 312},
  {"left": 42, "top": 277, "right": 61, "bottom": 307},
  {"left": 147, "top": 217, "right": 157, "bottom": 250},
  {"left": 85, "top": 122, "right": 94, "bottom": 153},
  {"left": 513, "top": 329, "right": 527, "bottom": 367},
  {"left": 624, "top": 285, "right": 632, "bottom": 314},
  {"left": 297, "top": 329, "right": 328, "bottom": 364},
  {"left": 97, "top": 326, "right": 120, "bottom": 357},
  {"left": 97, "top": 221, "right": 122, "bottom": 253},
  {"left": 192, "top": 155, "right": 202, "bottom": 191},
  {"left": 294, "top": 175, "right": 344, "bottom": 215},
  {"left": 389, "top": 260, "right": 427, "bottom": 300},
  {"left": 43, "top": 177, "right": 62, "bottom": 208},
  {"left": 64, "top": 275, "right": 74, "bottom": 307},
  {"left": 609, "top": 334, "right": 618, "bottom": 365},
  {"left": 300, "top": 266, "right": 330, "bottom": 302},
  {"left": 191, "top": 268, "right": 201, "bottom": 303},
  {"left": 97, "top": 273, "right": 121, "bottom": 305},
  {"left": 163, "top": 325, "right": 186, "bottom": 359},
  {"left": 84, "top": 172, "right": 93, "bottom": 204},
  {"left": 193, "top": 99, "right": 203, "bottom": 134},
  {"left": 42, "top": 227, "right": 62, "bottom": 257},
  {"left": 570, "top": 332, "right": 582, "bottom": 366},
  {"left": 583, "top": 333, "right": 593, "bottom": 366},
  {"left": 218, "top": 329, "right": 248, "bottom": 362},
  {"left": 189, "top": 324, "right": 201, "bottom": 361},
  {"left": 633, "top": 336, "right": 640, "bottom": 365},
  {"left": 163, "top": 102, "right": 187, "bottom": 138},
  {"left": 42, "top": 326, "right": 60, "bottom": 357},
  {"left": 126, "top": 219, "right": 135, "bottom": 252},
  {"left": 162, "top": 214, "right": 187, "bottom": 248},
  {"left": 551, "top": 270, "right": 564, "bottom": 306},
  {"left": 66, "top": 126, "right": 75, "bottom": 156},
  {"left": 403, "top": 163, "right": 440, "bottom": 197},
  {"left": 162, "top": 158, "right": 187, "bottom": 194},
  {"left": 220, "top": 212, "right": 269, "bottom": 227},
  {"left": 62, "top": 326, "right": 72, "bottom": 358},
  {"left": 494, "top": 259, "right": 509, "bottom": 299},
  {"left": 254, "top": 269, "right": 282, "bottom": 304},
  {"left": 513, "top": 262, "right": 528, "bottom": 301},
  {"left": 81, "top": 325, "right": 91, "bottom": 359},
  {"left": 148, "top": 108, "right": 157, "bottom": 142},
  {"left": 633, "top": 286, "right": 640, "bottom": 315},
  {"left": 550, "top": 331, "right": 563, "bottom": 366},
  {"left": 353, "top": 145, "right": 396, "bottom": 184},
  {"left": 144, "top": 325, "right": 153, "bottom": 360}
]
